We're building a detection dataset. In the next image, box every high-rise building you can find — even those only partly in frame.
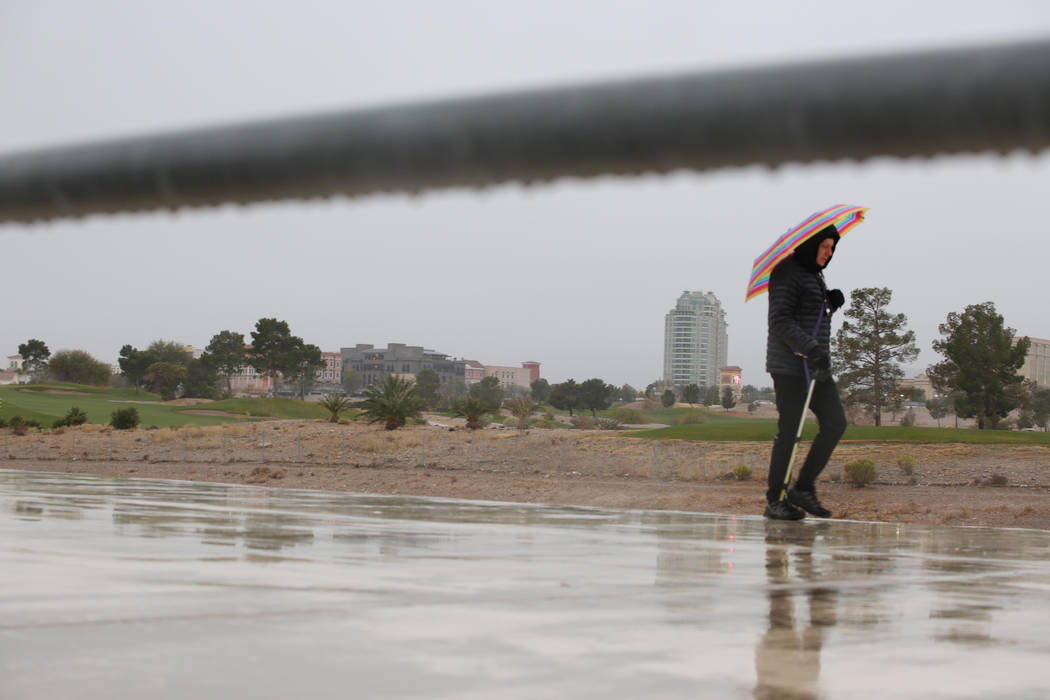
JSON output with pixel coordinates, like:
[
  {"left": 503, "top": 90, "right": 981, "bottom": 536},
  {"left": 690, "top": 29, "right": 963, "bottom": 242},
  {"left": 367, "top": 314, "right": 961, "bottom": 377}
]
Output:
[{"left": 663, "top": 291, "right": 728, "bottom": 388}]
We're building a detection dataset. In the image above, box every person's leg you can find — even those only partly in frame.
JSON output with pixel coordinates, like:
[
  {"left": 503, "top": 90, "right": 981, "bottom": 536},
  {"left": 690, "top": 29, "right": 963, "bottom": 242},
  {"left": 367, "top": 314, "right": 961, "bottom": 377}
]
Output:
[
  {"left": 793, "top": 380, "right": 847, "bottom": 492},
  {"left": 766, "top": 374, "right": 807, "bottom": 503}
]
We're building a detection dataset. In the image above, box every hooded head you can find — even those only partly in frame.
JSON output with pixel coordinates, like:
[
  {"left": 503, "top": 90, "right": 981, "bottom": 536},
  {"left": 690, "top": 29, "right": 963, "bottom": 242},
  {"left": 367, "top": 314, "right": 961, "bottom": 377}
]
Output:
[{"left": 793, "top": 224, "right": 839, "bottom": 272}]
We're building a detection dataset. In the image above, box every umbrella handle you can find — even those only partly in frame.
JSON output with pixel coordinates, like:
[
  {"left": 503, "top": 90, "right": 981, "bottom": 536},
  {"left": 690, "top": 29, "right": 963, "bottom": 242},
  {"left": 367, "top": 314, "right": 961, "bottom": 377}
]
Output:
[{"left": 778, "top": 378, "right": 817, "bottom": 502}]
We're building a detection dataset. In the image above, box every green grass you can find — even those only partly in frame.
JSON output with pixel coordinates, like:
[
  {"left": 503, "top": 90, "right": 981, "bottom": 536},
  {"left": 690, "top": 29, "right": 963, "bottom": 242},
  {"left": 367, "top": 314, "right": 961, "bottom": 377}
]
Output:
[
  {"left": 627, "top": 414, "right": 1050, "bottom": 445},
  {"left": 14, "top": 382, "right": 164, "bottom": 401},
  {"left": 0, "top": 383, "right": 231, "bottom": 428},
  {"left": 0, "top": 385, "right": 337, "bottom": 428},
  {"left": 199, "top": 397, "right": 329, "bottom": 420}
]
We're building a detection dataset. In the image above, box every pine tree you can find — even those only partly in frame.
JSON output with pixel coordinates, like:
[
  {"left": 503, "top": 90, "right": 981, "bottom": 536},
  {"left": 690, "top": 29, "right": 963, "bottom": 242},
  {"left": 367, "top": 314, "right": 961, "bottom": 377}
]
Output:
[{"left": 833, "top": 287, "right": 918, "bottom": 426}]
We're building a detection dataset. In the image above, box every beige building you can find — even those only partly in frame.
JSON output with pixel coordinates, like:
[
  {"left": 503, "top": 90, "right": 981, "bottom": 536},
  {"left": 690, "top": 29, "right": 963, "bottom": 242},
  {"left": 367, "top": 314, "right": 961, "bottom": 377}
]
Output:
[
  {"left": 898, "top": 372, "right": 937, "bottom": 401},
  {"left": 483, "top": 364, "right": 534, "bottom": 390},
  {"left": 229, "top": 364, "right": 274, "bottom": 396},
  {"left": 1017, "top": 337, "right": 1050, "bottom": 387},
  {"left": 2, "top": 355, "right": 29, "bottom": 385}
]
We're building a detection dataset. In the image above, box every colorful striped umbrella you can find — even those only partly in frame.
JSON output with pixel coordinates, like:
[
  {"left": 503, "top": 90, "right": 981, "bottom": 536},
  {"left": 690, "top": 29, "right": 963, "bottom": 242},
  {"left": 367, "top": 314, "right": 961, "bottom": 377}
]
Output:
[{"left": 745, "top": 204, "right": 868, "bottom": 301}]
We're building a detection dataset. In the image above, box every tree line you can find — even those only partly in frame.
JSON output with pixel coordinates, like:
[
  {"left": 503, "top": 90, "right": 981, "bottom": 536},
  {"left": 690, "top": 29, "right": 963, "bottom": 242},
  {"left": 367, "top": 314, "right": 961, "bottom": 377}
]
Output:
[
  {"left": 118, "top": 318, "right": 326, "bottom": 400},
  {"left": 832, "top": 289, "right": 1035, "bottom": 430},
  {"left": 15, "top": 293, "right": 1043, "bottom": 429},
  {"left": 15, "top": 318, "right": 327, "bottom": 400}
]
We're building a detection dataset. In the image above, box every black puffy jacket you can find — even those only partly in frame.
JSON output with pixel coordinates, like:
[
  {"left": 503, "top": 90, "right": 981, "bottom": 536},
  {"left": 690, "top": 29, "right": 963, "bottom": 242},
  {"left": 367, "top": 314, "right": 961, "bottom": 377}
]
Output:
[{"left": 765, "top": 255, "right": 833, "bottom": 378}]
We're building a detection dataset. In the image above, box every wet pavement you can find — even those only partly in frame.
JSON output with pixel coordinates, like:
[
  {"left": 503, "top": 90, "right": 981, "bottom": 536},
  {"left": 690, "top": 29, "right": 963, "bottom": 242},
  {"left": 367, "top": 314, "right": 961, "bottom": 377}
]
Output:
[{"left": 2, "top": 469, "right": 1049, "bottom": 699}]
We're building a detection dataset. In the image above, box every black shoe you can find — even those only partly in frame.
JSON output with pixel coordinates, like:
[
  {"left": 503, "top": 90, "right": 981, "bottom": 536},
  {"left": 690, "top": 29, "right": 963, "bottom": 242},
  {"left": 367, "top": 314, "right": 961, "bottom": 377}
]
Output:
[
  {"left": 787, "top": 488, "right": 832, "bottom": 518},
  {"left": 764, "top": 500, "right": 804, "bottom": 520}
]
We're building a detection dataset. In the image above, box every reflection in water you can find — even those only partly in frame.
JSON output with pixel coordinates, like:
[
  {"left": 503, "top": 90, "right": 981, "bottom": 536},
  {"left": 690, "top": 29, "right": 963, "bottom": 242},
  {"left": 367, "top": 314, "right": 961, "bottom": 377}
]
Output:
[
  {"left": 4, "top": 470, "right": 1050, "bottom": 699},
  {"left": 112, "top": 504, "right": 316, "bottom": 552},
  {"left": 753, "top": 522, "right": 835, "bottom": 700},
  {"left": 919, "top": 527, "right": 1013, "bottom": 648}
]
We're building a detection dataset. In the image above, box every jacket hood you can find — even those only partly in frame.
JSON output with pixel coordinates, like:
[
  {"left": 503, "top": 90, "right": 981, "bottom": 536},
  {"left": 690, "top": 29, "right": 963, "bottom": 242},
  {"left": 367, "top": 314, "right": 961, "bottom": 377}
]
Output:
[{"left": 793, "top": 224, "right": 839, "bottom": 272}]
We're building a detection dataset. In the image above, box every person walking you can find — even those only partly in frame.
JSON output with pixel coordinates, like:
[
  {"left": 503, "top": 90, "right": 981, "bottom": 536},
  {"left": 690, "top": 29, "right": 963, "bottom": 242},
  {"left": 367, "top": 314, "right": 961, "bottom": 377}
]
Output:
[{"left": 763, "top": 224, "right": 847, "bottom": 520}]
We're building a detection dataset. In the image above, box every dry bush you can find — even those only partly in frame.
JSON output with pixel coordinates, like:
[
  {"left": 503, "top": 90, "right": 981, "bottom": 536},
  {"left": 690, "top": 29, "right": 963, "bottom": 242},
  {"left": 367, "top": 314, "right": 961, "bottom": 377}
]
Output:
[
  {"left": 844, "top": 458, "right": 876, "bottom": 487},
  {"left": 732, "top": 463, "right": 753, "bottom": 481},
  {"left": 982, "top": 473, "right": 1008, "bottom": 487},
  {"left": 673, "top": 465, "right": 704, "bottom": 481},
  {"left": 943, "top": 508, "right": 972, "bottom": 521},
  {"left": 148, "top": 430, "right": 182, "bottom": 444},
  {"left": 677, "top": 411, "right": 707, "bottom": 425}
]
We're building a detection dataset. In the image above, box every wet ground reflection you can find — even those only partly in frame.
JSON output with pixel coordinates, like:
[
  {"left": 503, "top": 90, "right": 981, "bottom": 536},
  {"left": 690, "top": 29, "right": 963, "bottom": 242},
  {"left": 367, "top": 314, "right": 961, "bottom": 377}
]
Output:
[{"left": 2, "top": 469, "right": 1049, "bottom": 699}]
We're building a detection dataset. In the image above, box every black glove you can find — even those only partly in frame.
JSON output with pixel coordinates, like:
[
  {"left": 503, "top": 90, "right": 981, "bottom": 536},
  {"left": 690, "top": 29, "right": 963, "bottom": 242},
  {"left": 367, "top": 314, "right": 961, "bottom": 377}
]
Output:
[
  {"left": 827, "top": 288, "right": 845, "bottom": 312},
  {"left": 807, "top": 345, "right": 831, "bottom": 370}
]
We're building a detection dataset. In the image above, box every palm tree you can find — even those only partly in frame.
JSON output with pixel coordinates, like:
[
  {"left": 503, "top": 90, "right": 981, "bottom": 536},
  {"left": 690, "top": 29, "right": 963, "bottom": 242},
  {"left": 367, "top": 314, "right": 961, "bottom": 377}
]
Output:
[
  {"left": 359, "top": 375, "right": 424, "bottom": 430},
  {"left": 504, "top": 397, "right": 535, "bottom": 431},
  {"left": 318, "top": 394, "right": 355, "bottom": 423},
  {"left": 451, "top": 395, "right": 490, "bottom": 430}
]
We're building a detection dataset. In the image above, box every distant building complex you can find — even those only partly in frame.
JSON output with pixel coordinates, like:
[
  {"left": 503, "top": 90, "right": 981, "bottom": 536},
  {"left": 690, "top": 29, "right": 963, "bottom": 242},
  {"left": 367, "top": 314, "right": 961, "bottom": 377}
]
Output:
[
  {"left": 663, "top": 291, "right": 729, "bottom": 389},
  {"left": 342, "top": 343, "right": 466, "bottom": 388},
  {"left": 341, "top": 344, "right": 540, "bottom": 392}
]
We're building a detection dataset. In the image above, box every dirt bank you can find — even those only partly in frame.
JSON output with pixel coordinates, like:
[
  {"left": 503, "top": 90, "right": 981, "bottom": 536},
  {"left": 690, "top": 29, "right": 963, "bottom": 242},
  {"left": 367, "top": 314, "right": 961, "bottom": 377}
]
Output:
[{"left": 3, "top": 419, "right": 1048, "bottom": 530}]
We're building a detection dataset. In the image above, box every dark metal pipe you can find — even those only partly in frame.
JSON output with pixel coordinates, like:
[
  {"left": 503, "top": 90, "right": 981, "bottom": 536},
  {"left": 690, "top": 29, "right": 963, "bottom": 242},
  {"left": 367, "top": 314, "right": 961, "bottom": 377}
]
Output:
[{"left": 2, "top": 39, "right": 1050, "bottom": 224}]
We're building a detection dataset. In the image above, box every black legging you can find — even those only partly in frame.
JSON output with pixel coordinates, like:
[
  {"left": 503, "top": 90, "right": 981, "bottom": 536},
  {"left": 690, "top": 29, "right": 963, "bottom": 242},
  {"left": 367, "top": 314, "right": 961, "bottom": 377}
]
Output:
[{"left": 766, "top": 374, "right": 847, "bottom": 503}]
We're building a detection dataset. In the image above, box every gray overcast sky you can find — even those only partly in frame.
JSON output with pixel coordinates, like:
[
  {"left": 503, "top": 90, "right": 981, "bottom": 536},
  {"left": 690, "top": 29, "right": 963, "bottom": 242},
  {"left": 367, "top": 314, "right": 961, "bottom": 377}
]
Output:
[{"left": 3, "top": 1, "right": 1050, "bottom": 389}]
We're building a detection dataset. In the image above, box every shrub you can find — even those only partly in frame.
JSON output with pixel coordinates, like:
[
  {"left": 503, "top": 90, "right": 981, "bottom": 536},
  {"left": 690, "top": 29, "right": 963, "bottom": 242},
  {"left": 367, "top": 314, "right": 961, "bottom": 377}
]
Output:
[
  {"left": 677, "top": 410, "right": 707, "bottom": 425},
  {"left": 53, "top": 406, "right": 89, "bottom": 429},
  {"left": 449, "top": 395, "right": 490, "bottom": 430},
  {"left": 985, "top": 473, "right": 1008, "bottom": 487},
  {"left": 110, "top": 407, "right": 140, "bottom": 430},
  {"left": 844, "top": 458, "right": 876, "bottom": 487},
  {"left": 571, "top": 416, "right": 597, "bottom": 430},
  {"left": 361, "top": 374, "right": 425, "bottom": 430},
  {"left": 318, "top": 394, "right": 355, "bottom": 423},
  {"left": 0, "top": 417, "right": 6, "bottom": 428},
  {"left": 732, "top": 463, "right": 753, "bottom": 481},
  {"left": 609, "top": 407, "right": 650, "bottom": 424},
  {"left": 596, "top": 417, "right": 622, "bottom": 430},
  {"left": 899, "top": 408, "right": 917, "bottom": 427},
  {"left": 505, "top": 397, "right": 536, "bottom": 431},
  {"left": 9, "top": 415, "right": 28, "bottom": 436},
  {"left": 897, "top": 453, "right": 916, "bottom": 476}
]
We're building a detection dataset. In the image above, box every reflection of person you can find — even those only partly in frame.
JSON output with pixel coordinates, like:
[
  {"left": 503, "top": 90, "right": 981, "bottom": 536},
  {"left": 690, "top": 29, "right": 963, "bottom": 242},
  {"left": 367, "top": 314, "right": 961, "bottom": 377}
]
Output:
[
  {"left": 753, "top": 524, "right": 836, "bottom": 700},
  {"left": 763, "top": 224, "right": 848, "bottom": 520}
]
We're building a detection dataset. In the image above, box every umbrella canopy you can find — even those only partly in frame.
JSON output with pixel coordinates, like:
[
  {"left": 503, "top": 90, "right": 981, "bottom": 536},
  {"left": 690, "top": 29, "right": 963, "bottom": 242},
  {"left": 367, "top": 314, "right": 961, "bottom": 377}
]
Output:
[{"left": 745, "top": 204, "right": 868, "bottom": 301}]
